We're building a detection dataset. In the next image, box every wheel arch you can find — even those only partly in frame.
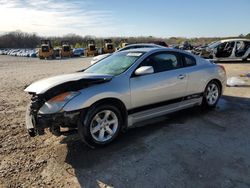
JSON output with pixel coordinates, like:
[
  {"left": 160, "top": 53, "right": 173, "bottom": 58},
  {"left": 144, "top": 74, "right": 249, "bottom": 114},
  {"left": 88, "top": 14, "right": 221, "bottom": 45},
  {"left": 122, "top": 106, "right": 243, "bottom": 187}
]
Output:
[
  {"left": 87, "top": 97, "right": 128, "bottom": 130},
  {"left": 206, "top": 79, "right": 222, "bottom": 94}
]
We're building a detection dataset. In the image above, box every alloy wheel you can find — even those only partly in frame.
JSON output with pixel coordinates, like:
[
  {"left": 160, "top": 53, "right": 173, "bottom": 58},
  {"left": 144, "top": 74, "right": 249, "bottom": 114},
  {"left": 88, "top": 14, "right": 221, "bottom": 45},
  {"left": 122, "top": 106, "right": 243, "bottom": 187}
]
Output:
[
  {"left": 90, "top": 110, "right": 118, "bottom": 142},
  {"left": 206, "top": 83, "right": 219, "bottom": 105}
]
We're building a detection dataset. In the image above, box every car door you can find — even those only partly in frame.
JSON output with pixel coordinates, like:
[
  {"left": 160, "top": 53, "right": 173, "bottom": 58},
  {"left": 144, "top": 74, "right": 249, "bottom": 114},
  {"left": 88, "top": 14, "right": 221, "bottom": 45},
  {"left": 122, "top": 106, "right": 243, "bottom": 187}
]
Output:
[
  {"left": 235, "top": 41, "right": 250, "bottom": 58},
  {"left": 129, "top": 52, "right": 188, "bottom": 109},
  {"left": 215, "top": 41, "right": 235, "bottom": 58}
]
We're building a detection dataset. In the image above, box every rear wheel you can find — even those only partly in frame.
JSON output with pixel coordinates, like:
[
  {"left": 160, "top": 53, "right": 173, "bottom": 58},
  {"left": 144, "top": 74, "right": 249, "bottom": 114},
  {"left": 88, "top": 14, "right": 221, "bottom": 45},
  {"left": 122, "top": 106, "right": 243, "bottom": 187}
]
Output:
[
  {"left": 202, "top": 81, "right": 221, "bottom": 108},
  {"left": 78, "top": 104, "right": 122, "bottom": 147}
]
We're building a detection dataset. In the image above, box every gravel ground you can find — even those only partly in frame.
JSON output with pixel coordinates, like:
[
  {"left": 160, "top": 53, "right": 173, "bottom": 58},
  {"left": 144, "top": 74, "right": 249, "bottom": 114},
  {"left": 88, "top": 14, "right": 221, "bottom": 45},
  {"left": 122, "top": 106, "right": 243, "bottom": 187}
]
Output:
[{"left": 0, "top": 56, "right": 250, "bottom": 188}]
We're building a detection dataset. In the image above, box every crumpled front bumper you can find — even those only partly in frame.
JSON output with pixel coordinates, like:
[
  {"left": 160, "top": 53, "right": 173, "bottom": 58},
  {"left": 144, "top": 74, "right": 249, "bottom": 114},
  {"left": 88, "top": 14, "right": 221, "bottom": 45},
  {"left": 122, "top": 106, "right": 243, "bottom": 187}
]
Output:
[{"left": 25, "top": 106, "right": 81, "bottom": 137}]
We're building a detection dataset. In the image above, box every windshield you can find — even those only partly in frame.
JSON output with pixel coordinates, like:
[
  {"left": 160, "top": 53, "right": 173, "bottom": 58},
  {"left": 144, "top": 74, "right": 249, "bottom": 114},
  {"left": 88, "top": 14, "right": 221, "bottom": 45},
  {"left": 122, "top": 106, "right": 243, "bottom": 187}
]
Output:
[
  {"left": 208, "top": 41, "right": 221, "bottom": 49},
  {"left": 85, "top": 51, "right": 144, "bottom": 76}
]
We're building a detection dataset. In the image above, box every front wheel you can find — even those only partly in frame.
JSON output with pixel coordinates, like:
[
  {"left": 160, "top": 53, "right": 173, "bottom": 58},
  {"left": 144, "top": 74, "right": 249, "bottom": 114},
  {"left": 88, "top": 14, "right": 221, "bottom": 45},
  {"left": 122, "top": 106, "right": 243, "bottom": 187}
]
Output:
[
  {"left": 202, "top": 81, "right": 221, "bottom": 108},
  {"left": 78, "top": 104, "right": 122, "bottom": 147}
]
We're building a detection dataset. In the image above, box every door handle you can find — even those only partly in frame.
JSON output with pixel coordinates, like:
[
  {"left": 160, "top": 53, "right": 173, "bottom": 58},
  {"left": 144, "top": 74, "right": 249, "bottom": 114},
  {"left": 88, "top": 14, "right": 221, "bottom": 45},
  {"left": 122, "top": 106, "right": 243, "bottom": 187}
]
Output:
[{"left": 178, "top": 74, "right": 185, "bottom": 79}]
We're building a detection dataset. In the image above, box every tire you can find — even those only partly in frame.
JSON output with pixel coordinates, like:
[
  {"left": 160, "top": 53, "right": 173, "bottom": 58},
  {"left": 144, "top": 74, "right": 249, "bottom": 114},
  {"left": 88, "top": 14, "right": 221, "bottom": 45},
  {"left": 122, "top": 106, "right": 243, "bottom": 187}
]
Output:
[
  {"left": 202, "top": 80, "right": 221, "bottom": 108},
  {"left": 78, "top": 104, "right": 122, "bottom": 147}
]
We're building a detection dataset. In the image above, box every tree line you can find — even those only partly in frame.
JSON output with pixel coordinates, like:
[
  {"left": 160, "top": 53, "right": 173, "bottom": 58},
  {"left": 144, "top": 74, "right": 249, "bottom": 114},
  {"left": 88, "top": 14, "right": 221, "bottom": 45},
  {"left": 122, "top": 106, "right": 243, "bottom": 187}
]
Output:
[{"left": 0, "top": 31, "right": 250, "bottom": 49}]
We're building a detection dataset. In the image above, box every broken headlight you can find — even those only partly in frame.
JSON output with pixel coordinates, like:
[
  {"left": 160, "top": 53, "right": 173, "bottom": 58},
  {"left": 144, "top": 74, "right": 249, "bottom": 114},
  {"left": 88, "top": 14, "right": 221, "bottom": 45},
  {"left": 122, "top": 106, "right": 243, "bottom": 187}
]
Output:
[{"left": 38, "top": 92, "right": 80, "bottom": 114}]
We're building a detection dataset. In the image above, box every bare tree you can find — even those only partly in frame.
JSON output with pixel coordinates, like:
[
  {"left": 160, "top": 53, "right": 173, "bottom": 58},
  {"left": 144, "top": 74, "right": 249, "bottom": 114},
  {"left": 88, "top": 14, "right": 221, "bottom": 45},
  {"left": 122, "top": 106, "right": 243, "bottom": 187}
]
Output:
[{"left": 0, "top": 31, "right": 248, "bottom": 49}]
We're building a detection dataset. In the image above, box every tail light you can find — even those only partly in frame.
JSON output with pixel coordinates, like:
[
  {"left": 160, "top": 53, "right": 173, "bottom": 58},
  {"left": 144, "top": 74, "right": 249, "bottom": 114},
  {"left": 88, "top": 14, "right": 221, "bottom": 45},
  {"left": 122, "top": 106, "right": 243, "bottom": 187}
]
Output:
[
  {"left": 218, "top": 65, "right": 226, "bottom": 76},
  {"left": 218, "top": 65, "right": 226, "bottom": 72}
]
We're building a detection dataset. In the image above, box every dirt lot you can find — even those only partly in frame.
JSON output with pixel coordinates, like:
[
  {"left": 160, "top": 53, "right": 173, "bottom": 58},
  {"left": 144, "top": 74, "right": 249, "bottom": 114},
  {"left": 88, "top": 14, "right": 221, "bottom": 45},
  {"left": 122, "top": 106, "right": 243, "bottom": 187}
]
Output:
[{"left": 0, "top": 56, "right": 250, "bottom": 188}]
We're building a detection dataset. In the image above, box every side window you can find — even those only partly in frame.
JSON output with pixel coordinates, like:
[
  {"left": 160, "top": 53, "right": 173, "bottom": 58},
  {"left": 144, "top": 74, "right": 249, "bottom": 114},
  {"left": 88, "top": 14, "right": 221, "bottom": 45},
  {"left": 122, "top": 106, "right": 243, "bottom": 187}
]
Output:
[
  {"left": 183, "top": 54, "right": 196, "bottom": 67},
  {"left": 244, "top": 41, "right": 250, "bottom": 50},
  {"left": 154, "top": 53, "right": 180, "bottom": 72},
  {"left": 218, "top": 42, "right": 235, "bottom": 51},
  {"left": 217, "top": 42, "right": 226, "bottom": 50},
  {"left": 140, "top": 53, "right": 181, "bottom": 73},
  {"left": 236, "top": 41, "right": 244, "bottom": 50}
]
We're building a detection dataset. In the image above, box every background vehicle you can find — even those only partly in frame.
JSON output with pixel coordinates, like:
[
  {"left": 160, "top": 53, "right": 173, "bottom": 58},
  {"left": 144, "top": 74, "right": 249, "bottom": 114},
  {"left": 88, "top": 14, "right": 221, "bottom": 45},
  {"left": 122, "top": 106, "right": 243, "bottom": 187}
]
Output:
[
  {"left": 91, "top": 43, "right": 165, "bottom": 65},
  {"left": 192, "top": 38, "right": 250, "bottom": 61},
  {"left": 101, "top": 39, "right": 115, "bottom": 54},
  {"left": 38, "top": 40, "right": 55, "bottom": 59},
  {"left": 25, "top": 48, "right": 226, "bottom": 147},
  {"left": 179, "top": 41, "right": 193, "bottom": 50},
  {"left": 152, "top": 41, "right": 168, "bottom": 47},
  {"left": 72, "top": 48, "right": 84, "bottom": 57},
  {"left": 85, "top": 40, "right": 98, "bottom": 57},
  {"left": 60, "top": 41, "right": 72, "bottom": 58},
  {"left": 29, "top": 49, "right": 38, "bottom": 57},
  {"left": 53, "top": 48, "right": 61, "bottom": 58},
  {"left": 117, "top": 39, "right": 129, "bottom": 50},
  {"left": 0, "top": 48, "right": 38, "bottom": 57}
]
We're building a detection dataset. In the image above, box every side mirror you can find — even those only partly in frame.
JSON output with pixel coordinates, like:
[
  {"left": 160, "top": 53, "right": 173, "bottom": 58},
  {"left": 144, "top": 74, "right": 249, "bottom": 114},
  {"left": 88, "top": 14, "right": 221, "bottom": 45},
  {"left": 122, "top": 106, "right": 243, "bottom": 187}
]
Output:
[{"left": 135, "top": 66, "right": 154, "bottom": 76}]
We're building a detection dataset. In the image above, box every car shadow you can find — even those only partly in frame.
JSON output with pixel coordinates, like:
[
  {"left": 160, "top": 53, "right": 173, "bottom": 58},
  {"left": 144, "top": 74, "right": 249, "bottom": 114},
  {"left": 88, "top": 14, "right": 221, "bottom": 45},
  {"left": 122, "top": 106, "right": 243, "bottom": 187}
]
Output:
[
  {"left": 216, "top": 59, "right": 250, "bottom": 64},
  {"left": 61, "top": 95, "right": 250, "bottom": 187},
  {"left": 227, "top": 85, "right": 250, "bottom": 88}
]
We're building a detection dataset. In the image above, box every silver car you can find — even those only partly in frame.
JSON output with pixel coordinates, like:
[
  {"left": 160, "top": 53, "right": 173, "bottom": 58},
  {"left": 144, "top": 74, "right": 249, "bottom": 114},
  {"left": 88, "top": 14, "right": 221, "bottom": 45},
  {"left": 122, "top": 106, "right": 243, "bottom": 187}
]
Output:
[{"left": 25, "top": 48, "right": 227, "bottom": 147}]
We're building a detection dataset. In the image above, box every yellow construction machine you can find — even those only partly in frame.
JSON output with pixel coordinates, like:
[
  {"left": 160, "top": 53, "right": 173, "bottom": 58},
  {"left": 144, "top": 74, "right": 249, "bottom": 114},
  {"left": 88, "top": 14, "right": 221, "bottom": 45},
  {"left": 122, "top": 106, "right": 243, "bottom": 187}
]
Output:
[
  {"left": 101, "top": 39, "right": 115, "bottom": 54},
  {"left": 120, "top": 39, "right": 129, "bottom": 48},
  {"left": 85, "top": 40, "right": 98, "bottom": 57},
  {"left": 38, "top": 40, "right": 55, "bottom": 59},
  {"left": 117, "top": 39, "right": 129, "bottom": 50},
  {"left": 60, "top": 41, "right": 73, "bottom": 58}
]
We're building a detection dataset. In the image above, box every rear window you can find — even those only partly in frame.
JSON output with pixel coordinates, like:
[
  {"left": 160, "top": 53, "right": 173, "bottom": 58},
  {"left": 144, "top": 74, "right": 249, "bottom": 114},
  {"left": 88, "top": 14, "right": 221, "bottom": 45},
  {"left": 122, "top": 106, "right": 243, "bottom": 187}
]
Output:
[
  {"left": 244, "top": 41, "right": 250, "bottom": 49},
  {"left": 183, "top": 54, "right": 196, "bottom": 67}
]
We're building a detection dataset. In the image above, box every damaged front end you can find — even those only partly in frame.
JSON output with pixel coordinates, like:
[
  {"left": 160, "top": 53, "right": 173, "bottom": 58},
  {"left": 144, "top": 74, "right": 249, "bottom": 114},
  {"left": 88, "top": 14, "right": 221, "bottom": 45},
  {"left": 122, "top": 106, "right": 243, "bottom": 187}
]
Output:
[
  {"left": 25, "top": 93, "right": 81, "bottom": 137},
  {"left": 24, "top": 73, "right": 113, "bottom": 137}
]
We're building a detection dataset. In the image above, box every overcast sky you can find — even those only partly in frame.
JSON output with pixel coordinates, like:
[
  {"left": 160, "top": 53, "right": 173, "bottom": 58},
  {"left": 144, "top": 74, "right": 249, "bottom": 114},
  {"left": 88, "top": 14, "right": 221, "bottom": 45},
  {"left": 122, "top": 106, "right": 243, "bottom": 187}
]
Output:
[{"left": 0, "top": 0, "right": 250, "bottom": 37}]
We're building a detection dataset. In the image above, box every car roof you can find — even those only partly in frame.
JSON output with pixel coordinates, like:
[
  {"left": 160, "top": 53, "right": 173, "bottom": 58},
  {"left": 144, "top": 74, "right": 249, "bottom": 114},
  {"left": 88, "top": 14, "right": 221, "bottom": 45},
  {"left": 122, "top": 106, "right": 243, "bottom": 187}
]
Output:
[
  {"left": 220, "top": 38, "right": 250, "bottom": 43},
  {"left": 121, "top": 47, "right": 156, "bottom": 53},
  {"left": 120, "top": 47, "right": 194, "bottom": 56},
  {"left": 126, "top": 43, "right": 163, "bottom": 47},
  {"left": 117, "top": 43, "right": 165, "bottom": 53}
]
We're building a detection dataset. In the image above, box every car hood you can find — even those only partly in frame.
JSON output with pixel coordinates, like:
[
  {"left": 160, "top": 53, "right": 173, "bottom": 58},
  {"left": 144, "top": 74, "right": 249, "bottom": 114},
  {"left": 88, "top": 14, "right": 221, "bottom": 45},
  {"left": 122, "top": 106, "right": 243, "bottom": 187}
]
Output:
[{"left": 24, "top": 72, "right": 113, "bottom": 94}]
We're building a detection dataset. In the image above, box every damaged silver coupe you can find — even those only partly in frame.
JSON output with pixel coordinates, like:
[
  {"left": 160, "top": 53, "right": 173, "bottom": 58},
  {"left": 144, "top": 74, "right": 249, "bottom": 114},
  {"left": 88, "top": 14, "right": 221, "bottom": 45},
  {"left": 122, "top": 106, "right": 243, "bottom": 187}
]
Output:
[{"left": 25, "top": 48, "right": 226, "bottom": 147}]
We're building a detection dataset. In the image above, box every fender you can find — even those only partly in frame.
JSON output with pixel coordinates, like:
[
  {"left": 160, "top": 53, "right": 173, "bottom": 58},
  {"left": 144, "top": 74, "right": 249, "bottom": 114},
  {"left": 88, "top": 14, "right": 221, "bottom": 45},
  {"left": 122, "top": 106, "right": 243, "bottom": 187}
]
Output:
[{"left": 63, "top": 77, "right": 131, "bottom": 112}]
